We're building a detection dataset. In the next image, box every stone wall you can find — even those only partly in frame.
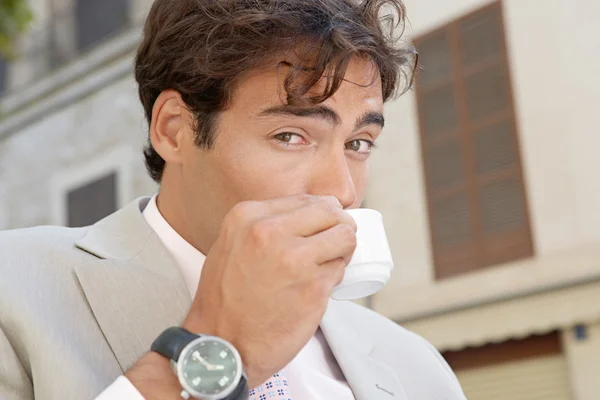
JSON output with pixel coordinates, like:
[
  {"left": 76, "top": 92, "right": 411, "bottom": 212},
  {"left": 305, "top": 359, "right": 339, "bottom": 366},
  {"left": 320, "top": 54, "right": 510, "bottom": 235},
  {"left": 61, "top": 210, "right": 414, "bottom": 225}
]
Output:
[{"left": 0, "top": 69, "right": 157, "bottom": 230}]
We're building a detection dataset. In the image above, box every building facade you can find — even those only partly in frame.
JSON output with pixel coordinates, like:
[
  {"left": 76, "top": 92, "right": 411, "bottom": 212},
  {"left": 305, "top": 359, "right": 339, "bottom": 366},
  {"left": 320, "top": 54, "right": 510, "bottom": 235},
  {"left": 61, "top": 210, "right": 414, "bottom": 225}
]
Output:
[
  {"left": 367, "top": 1, "right": 600, "bottom": 399},
  {"left": 0, "top": 0, "right": 156, "bottom": 229},
  {"left": 1, "top": 0, "right": 599, "bottom": 399}
]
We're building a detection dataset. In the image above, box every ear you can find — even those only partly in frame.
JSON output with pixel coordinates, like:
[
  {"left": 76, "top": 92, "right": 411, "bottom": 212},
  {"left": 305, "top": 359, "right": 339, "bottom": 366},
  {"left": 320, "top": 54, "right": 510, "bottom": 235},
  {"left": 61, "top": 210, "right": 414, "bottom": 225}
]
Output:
[{"left": 149, "top": 90, "right": 190, "bottom": 167}]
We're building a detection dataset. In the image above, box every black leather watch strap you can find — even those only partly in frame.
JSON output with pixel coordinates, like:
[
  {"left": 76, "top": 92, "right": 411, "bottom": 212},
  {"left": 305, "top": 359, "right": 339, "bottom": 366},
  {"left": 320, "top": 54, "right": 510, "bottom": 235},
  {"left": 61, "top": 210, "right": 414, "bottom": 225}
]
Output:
[
  {"left": 151, "top": 327, "right": 199, "bottom": 362},
  {"left": 227, "top": 376, "right": 249, "bottom": 400}
]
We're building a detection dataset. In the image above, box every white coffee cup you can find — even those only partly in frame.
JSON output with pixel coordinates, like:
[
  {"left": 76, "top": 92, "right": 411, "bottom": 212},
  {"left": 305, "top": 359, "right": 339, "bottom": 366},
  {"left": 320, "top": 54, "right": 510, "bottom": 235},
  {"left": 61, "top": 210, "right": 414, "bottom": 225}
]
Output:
[{"left": 330, "top": 208, "right": 394, "bottom": 301}]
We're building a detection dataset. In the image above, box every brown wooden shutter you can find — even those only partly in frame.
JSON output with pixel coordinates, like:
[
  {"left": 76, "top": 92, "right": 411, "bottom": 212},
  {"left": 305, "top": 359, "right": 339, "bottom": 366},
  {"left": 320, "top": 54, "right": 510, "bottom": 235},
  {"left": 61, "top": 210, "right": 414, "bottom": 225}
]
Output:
[{"left": 415, "top": 1, "right": 533, "bottom": 279}]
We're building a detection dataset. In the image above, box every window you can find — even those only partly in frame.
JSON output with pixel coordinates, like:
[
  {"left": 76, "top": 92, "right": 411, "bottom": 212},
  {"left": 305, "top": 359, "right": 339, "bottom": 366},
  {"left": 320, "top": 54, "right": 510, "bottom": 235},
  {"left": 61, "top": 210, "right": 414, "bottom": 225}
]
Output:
[
  {"left": 50, "top": 146, "right": 133, "bottom": 227},
  {"left": 0, "top": 57, "right": 7, "bottom": 94},
  {"left": 414, "top": 1, "right": 533, "bottom": 279},
  {"left": 75, "top": 0, "right": 130, "bottom": 51},
  {"left": 66, "top": 172, "right": 118, "bottom": 227}
]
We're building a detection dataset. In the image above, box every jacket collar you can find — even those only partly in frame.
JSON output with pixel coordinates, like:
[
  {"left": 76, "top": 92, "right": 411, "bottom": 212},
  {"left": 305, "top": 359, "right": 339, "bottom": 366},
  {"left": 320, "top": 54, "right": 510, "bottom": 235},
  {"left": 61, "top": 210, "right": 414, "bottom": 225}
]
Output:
[{"left": 74, "top": 197, "right": 192, "bottom": 371}]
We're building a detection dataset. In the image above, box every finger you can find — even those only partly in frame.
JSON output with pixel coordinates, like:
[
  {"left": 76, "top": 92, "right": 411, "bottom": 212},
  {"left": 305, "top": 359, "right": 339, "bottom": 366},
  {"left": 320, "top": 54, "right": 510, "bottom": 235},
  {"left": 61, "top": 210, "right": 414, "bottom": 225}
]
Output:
[
  {"left": 318, "top": 257, "right": 347, "bottom": 288},
  {"left": 227, "top": 195, "right": 339, "bottom": 226},
  {"left": 259, "top": 194, "right": 342, "bottom": 217},
  {"left": 308, "top": 257, "right": 347, "bottom": 303},
  {"left": 272, "top": 200, "right": 357, "bottom": 238},
  {"left": 301, "top": 223, "right": 357, "bottom": 265}
]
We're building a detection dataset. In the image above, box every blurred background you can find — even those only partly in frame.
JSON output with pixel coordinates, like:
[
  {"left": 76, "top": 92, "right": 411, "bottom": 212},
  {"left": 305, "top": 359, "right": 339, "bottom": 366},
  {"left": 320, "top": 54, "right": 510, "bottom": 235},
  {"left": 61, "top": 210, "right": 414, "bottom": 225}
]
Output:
[{"left": 1, "top": 0, "right": 599, "bottom": 399}]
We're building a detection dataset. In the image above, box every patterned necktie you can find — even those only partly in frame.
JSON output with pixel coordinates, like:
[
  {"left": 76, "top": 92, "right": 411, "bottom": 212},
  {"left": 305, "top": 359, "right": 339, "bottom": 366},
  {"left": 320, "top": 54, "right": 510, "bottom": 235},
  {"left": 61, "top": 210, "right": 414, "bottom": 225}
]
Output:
[{"left": 248, "top": 370, "right": 293, "bottom": 400}]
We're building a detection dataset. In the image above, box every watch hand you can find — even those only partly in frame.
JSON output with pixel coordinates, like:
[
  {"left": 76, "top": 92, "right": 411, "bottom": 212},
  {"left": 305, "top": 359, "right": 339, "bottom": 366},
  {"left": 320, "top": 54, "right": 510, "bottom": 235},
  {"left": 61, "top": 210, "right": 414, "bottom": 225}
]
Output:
[
  {"left": 213, "top": 365, "right": 225, "bottom": 371},
  {"left": 192, "top": 352, "right": 216, "bottom": 370}
]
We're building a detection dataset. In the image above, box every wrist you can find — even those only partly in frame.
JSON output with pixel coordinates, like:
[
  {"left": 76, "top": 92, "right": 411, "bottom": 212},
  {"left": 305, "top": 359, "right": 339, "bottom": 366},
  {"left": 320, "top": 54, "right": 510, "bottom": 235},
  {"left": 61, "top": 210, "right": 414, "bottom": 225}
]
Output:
[{"left": 126, "top": 352, "right": 182, "bottom": 399}]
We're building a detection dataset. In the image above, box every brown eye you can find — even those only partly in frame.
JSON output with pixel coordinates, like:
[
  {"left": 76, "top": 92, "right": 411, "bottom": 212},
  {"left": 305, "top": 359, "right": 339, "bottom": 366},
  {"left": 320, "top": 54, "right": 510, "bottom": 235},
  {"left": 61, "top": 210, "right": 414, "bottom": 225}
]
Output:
[
  {"left": 345, "top": 139, "right": 374, "bottom": 153},
  {"left": 346, "top": 140, "right": 362, "bottom": 151},
  {"left": 275, "top": 133, "right": 293, "bottom": 143}
]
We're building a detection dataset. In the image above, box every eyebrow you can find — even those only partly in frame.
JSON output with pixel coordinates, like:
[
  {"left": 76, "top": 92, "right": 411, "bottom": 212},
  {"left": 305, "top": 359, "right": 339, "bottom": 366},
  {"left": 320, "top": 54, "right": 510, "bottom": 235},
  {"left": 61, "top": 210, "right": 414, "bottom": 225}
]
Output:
[
  {"left": 356, "top": 111, "right": 385, "bottom": 130},
  {"left": 259, "top": 105, "right": 341, "bottom": 126},
  {"left": 258, "top": 105, "right": 385, "bottom": 131}
]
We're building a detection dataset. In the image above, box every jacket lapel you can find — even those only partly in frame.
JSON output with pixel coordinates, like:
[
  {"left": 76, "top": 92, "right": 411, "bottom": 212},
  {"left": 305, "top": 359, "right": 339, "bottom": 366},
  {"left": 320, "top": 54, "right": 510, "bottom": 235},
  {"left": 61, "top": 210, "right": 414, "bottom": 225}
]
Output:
[
  {"left": 320, "top": 301, "right": 409, "bottom": 400},
  {"left": 73, "top": 197, "right": 191, "bottom": 371}
]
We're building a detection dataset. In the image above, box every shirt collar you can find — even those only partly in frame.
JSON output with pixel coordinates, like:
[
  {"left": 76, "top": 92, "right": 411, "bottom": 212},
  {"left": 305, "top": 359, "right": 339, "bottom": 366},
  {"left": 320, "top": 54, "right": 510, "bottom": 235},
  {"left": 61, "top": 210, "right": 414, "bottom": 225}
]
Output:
[{"left": 142, "top": 194, "right": 205, "bottom": 297}]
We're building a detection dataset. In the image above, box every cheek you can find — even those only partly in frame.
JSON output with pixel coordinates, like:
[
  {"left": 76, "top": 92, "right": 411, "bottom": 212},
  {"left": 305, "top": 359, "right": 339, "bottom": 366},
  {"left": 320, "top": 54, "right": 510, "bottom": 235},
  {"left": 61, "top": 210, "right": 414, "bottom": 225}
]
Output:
[
  {"left": 216, "top": 147, "right": 312, "bottom": 201},
  {"left": 350, "top": 161, "right": 371, "bottom": 199}
]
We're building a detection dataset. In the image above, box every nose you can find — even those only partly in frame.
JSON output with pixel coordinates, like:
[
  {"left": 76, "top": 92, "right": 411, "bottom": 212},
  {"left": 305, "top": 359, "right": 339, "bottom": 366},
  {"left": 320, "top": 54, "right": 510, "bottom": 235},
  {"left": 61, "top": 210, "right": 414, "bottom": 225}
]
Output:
[{"left": 309, "top": 150, "right": 357, "bottom": 209}]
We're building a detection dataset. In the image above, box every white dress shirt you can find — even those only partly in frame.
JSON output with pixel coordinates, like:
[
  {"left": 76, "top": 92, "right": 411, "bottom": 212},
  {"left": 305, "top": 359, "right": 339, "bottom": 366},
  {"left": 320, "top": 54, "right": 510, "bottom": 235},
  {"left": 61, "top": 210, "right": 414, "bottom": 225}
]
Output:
[{"left": 96, "top": 195, "right": 355, "bottom": 399}]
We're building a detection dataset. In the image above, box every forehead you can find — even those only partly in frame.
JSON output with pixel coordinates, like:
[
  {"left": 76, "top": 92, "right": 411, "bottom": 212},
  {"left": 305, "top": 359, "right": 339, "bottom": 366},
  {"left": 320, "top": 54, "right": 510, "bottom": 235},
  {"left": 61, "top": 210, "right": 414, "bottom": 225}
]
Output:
[{"left": 230, "top": 57, "right": 384, "bottom": 117}]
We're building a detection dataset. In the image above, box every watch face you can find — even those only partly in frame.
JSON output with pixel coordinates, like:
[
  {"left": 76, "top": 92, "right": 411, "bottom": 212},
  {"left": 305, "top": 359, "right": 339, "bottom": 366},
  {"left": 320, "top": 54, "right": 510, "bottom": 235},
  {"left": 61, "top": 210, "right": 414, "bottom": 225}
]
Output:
[{"left": 179, "top": 337, "right": 241, "bottom": 398}]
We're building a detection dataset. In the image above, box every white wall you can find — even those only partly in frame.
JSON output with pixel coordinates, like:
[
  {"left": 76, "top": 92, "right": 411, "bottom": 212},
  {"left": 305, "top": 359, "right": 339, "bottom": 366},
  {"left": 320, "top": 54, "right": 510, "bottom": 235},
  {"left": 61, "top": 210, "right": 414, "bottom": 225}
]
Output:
[
  {"left": 502, "top": 0, "right": 600, "bottom": 255},
  {"left": 368, "top": 0, "right": 600, "bottom": 317},
  {"left": 561, "top": 2, "right": 600, "bottom": 245},
  {"left": 562, "top": 322, "right": 600, "bottom": 400}
]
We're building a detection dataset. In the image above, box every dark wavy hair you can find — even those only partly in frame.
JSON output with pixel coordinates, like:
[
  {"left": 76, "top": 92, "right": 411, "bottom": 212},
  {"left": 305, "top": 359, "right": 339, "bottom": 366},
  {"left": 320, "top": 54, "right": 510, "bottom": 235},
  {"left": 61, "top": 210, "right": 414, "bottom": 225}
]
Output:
[{"left": 135, "top": 0, "right": 416, "bottom": 182}]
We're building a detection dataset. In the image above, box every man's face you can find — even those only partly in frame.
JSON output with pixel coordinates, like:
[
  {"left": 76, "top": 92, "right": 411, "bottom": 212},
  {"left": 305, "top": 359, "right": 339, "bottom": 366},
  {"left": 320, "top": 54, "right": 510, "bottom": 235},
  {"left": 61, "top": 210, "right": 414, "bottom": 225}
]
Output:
[{"left": 173, "top": 57, "right": 384, "bottom": 250}]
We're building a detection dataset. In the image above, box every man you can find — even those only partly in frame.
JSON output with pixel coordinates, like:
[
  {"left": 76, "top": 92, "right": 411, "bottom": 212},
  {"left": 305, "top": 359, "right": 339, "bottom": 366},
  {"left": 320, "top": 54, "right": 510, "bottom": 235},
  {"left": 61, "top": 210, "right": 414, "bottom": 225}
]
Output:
[{"left": 0, "top": 0, "right": 467, "bottom": 399}]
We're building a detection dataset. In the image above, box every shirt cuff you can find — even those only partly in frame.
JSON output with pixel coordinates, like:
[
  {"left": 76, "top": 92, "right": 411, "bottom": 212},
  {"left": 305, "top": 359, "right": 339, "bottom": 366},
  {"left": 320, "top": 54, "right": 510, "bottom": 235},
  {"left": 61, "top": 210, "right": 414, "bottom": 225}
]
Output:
[{"left": 95, "top": 376, "right": 146, "bottom": 400}]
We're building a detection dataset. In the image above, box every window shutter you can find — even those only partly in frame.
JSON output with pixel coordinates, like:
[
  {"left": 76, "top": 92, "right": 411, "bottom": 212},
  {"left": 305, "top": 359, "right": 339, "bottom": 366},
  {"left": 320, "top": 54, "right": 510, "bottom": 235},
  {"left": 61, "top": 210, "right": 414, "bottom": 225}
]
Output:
[
  {"left": 67, "top": 172, "right": 118, "bottom": 227},
  {"left": 461, "top": 3, "right": 533, "bottom": 268},
  {"left": 417, "top": 28, "right": 479, "bottom": 276},
  {"left": 76, "top": 0, "right": 130, "bottom": 51},
  {"left": 0, "top": 57, "right": 6, "bottom": 94},
  {"left": 415, "top": 1, "right": 533, "bottom": 279},
  {"left": 459, "top": 5, "right": 504, "bottom": 68}
]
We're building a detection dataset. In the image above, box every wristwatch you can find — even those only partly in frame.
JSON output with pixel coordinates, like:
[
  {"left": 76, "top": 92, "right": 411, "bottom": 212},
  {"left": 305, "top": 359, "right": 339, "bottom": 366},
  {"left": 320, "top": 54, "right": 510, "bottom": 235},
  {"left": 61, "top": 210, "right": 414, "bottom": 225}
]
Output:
[{"left": 151, "top": 327, "right": 249, "bottom": 400}]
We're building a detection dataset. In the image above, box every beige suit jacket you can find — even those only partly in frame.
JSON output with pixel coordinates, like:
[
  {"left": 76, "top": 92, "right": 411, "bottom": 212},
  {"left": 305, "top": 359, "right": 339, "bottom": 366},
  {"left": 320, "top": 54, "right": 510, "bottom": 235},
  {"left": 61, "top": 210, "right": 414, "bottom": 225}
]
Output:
[{"left": 0, "top": 197, "right": 466, "bottom": 400}]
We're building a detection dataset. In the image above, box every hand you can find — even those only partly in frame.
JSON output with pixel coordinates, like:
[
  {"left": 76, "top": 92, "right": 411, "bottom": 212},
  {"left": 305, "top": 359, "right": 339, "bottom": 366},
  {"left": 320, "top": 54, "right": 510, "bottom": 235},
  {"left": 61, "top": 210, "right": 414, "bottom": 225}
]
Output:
[{"left": 183, "top": 195, "right": 357, "bottom": 388}]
